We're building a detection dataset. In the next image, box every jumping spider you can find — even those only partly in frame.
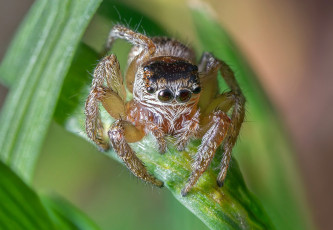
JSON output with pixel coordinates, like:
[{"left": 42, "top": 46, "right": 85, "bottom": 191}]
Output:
[{"left": 85, "top": 25, "right": 245, "bottom": 196}]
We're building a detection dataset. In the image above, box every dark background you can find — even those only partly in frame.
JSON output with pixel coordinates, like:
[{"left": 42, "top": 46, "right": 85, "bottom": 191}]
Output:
[{"left": 1, "top": 0, "right": 332, "bottom": 229}]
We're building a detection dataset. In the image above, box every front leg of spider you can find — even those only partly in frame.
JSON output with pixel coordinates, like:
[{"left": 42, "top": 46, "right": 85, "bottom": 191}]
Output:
[
  {"left": 181, "top": 53, "right": 245, "bottom": 196},
  {"left": 145, "top": 122, "right": 167, "bottom": 154},
  {"left": 108, "top": 120, "right": 163, "bottom": 187},
  {"left": 85, "top": 54, "right": 127, "bottom": 151},
  {"left": 85, "top": 51, "right": 163, "bottom": 187},
  {"left": 181, "top": 111, "right": 231, "bottom": 196},
  {"left": 174, "top": 110, "right": 200, "bottom": 151},
  {"left": 216, "top": 61, "right": 246, "bottom": 186}
]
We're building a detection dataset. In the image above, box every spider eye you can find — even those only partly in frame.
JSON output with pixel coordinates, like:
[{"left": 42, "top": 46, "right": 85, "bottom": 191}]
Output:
[
  {"left": 158, "top": 89, "right": 174, "bottom": 102},
  {"left": 176, "top": 89, "right": 192, "bottom": 103},
  {"left": 147, "top": 86, "right": 156, "bottom": 94},
  {"left": 192, "top": 86, "right": 201, "bottom": 94}
]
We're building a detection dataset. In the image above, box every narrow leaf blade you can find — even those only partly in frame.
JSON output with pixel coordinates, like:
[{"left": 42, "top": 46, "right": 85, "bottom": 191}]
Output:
[
  {"left": 0, "top": 161, "right": 100, "bottom": 230},
  {"left": 0, "top": 161, "right": 55, "bottom": 230},
  {"left": 42, "top": 196, "right": 101, "bottom": 230},
  {"left": 0, "top": 0, "right": 102, "bottom": 182}
]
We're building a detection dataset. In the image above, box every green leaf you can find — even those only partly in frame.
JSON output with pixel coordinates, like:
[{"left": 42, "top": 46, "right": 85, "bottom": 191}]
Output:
[
  {"left": 0, "top": 161, "right": 55, "bottom": 230},
  {"left": 53, "top": 2, "right": 274, "bottom": 229},
  {"left": 0, "top": 0, "right": 102, "bottom": 182},
  {"left": 41, "top": 196, "right": 100, "bottom": 230},
  {"left": 0, "top": 161, "right": 99, "bottom": 230}
]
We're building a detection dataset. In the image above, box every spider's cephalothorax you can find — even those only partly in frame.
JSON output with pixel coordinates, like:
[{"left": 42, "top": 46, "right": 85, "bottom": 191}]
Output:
[
  {"left": 85, "top": 25, "right": 245, "bottom": 196},
  {"left": 135, "top": 57, "right": 200, "bottom": 104}
]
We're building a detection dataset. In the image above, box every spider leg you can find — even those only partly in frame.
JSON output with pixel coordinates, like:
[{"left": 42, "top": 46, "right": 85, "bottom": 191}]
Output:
[
  {"left": 105, "top": 25, "right": 156, "bottom": 55},
  {"left": 182, "top": 52, "right": 245, "bottom": 195},
  {"left": 217, "top": 61, "right": 246, "bottom": 186},
  {"left": 181, "top": 110, "right": 230, "bottom": 196},
  {"left": 104, "top": 25, "right": 157, "bottom": 92},
  {"left": 108, "top": 120, "right": 163, "bottom": 187},
  {"left": 175, "top": 110, "right": 200, "bottom": 151},
  {"left": 94, "top": 54, "right": 126, "bottom": 100},
  {"left": 85, "top": 55, "right": 126, "bottom": 150},
  {"left": 85, "top": 93, "right": 108, "bottom": 150},
  {"left": 200, "top": 52, "right": 246, "bottom": 187},
  {"left": 197, "top": 52, "right": 220, "bottom": 111},
  {"left": 147, "top": 123, "right": 167, "bottom": 154},
  {"left": 202, "top": 91, "right": 235, "bottom": 117},
  {"left": 201, "top": 89, "right": 245, "bottom": 188}
]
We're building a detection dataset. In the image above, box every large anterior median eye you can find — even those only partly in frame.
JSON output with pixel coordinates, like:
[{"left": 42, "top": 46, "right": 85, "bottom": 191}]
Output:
[
  {"left": 176, "top": 89, "right": 192, "bottom": 103},
  {"left": 158, "top": 89, "right": 174, "bottom": 102}
]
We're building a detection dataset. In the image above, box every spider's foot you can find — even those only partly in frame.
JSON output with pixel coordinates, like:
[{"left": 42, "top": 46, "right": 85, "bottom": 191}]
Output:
[
  {"left": 217, "top": 179, "right": 224, "bottom": 187},
  {"left": 150, "top": 176, "right": 164, "bottom": 188},
  {"left": 176, "top": 143, "right": 186, "bottom": 152},
  {"left": 174, "top": 138, "right": 188, "bottom": 152},
  {"left": 181, "top": 188, "right": 189, "bottom": 197},
  {"left": 217, "top": 169, "right": 227, "bottom": 187},
  {"left": 97, "top": 143, "right": 110, "bottom": 152},
  {"left": 157, "top": 139, "right": 167, "bottom": 154},
  {"left": 181, "top": 177, "right": 194, "bottom": 197},
  {"left": 156, "top": 180, "right": 164, "bottom": 188}
]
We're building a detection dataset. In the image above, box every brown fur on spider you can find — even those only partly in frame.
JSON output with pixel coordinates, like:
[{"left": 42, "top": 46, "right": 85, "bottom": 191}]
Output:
[{"left": 85, "top": 25, "right": 245, "bottom": 196}]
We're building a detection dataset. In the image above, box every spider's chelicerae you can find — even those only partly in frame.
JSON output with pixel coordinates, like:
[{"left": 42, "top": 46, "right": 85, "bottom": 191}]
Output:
[{"left": 85, "top": 25, "right": 245, "bottom": 196}]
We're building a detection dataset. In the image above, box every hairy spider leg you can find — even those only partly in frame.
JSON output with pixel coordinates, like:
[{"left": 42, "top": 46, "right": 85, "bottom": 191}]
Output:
[
  {"left": 201, "top": 90, "right": 244, "bottom": 188},
  {"left": 217, "top": 60, "right": 246, "bottom": 186},
  {"left": 99, "top": 26, "right": 168, "bottom": 186},
  {"left": 181, "top": 110, "right": 231, "bottom": 196},
  {"left": 174, "top": 110, "right": 201, "bottom": 151},
  {"left": 86, "top": 52, "right": 163, "bottom": 187},
  {"left": 85, "top": 93, "right": 108, "bottom": 150},
  {"left": 85, "top": 55, "right": 126, "bottom": 150},
  {"left": 105, "top": 25, "right": 156, "bottom": 55},
  {"left": 96, "top": 85, "right": 165, "bottom": 186},
  {"left": 144, "top": 121, "right": 167, "bottom": 154},
  {"left": 181, "top": 52, "right": 245, "bottom": 195},
  {"left": 104, "top": 25, "right": 157, "bottom": 92},
  {"left": 109, "top": 120, "right": 163, "bottom": 187},
  {"left": 200, "top": 52, "right": 245, "bottom": 187}
]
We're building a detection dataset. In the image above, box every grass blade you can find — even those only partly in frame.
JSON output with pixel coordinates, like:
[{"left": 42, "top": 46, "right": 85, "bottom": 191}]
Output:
[
  {"left": 0, "top": 161, "right": 55, "bottom": 230},
  {"left": 0, "top": 161, "right": 100, "bottom": 230},
  {"left": 42, "top": 196, "right": 101, "bottom": 230},
  {"left": 0, "top": 0, "right": 102, "bottom": 182}
]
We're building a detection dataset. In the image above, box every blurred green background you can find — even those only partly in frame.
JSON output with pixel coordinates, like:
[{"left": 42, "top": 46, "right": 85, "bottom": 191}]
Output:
[{"left": 1, "top": 0, "right": 332, "bottom": 229}]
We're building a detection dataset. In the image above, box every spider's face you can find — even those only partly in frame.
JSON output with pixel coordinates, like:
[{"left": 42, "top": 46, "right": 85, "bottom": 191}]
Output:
[{"left": 134, "top": 56, "right": 201, "bottom": 106}]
